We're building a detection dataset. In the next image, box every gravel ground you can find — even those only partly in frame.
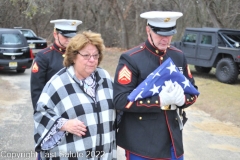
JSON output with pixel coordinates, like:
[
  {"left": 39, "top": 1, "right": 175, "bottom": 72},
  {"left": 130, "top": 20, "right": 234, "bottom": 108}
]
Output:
[{"left": 0, "top": 69, "right": 240, "bottom": 160}]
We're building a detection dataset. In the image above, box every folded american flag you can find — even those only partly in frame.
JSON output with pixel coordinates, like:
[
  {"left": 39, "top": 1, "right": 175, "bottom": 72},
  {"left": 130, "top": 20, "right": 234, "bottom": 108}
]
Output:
[{"left": 127, "top": 57, "right": 200, "bottom": 102}]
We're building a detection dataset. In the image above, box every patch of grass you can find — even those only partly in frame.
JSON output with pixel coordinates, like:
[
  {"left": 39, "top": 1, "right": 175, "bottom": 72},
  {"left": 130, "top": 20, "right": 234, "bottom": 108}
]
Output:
[
  {"left": 190, "top": 68, "right": 240, "bottom": 127},
  {"left": 99, "top": 47, "right": 125, "bottom": 77},
  {"left": 100, "top": 48, "right": 240, "bottom": 127}
]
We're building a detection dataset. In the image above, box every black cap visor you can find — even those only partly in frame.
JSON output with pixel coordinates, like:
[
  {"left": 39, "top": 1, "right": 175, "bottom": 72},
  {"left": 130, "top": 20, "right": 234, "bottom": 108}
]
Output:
[
  {"left": 56, "top": 28, "right": 77, "bottom": 38},
  {"left": 148, "top": 24, "right": 177, "bottom": 36}
]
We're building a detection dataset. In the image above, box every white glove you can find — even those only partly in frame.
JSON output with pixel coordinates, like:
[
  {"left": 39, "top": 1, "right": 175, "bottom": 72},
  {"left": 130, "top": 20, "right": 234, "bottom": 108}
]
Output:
[
  {"left": 159, "top": 81, "right": 185, "bottom": 106},
  {"left": 172, "top": 81, "right": 185, "bottom": 106},
  {"left": 159, "top": 81, "right": 175, "bottom": 106},
  {"left": 162, "top": 80, "right": 174, "bottom": 92}
]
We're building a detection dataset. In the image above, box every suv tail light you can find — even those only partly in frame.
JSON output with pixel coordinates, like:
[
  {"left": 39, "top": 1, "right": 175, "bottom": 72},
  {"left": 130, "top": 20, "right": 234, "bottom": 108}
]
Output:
[{"left": 30, "top": 49, "right": 34, "bottom": 59}]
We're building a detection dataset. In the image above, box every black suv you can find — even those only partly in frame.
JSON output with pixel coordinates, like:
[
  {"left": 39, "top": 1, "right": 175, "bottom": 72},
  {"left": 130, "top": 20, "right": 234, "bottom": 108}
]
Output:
[
  {"left": 15, "top": 28, "right": 47, "bottom": 55},
  {"left": 0, "top": 28, "right": 34, "bottom": 73},
  {"left": 172, "top": 27, "right": 240, "bottom": 84}
]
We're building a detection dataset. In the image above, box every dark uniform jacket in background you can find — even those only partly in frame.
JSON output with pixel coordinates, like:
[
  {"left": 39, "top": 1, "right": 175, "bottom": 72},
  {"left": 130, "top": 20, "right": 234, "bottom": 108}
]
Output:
[
  {"left": 113, "top": 40, "right": 198, "bottom": 159},
  {"left": 30, "top": 43, "right": 65, "bottom": 111}
]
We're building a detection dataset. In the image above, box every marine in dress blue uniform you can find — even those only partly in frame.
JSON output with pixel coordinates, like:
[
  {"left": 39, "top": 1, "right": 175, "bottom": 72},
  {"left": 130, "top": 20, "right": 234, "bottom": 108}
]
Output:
[
  {"left": 113, "top": 11, "right": 199, "bottom": 160},
  {"left": 30, "top": 19, "right": 82, "bottom": 111}
]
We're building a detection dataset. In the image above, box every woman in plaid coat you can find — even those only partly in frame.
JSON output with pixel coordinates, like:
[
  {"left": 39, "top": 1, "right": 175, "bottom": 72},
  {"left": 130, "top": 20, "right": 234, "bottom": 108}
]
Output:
[{"left": 34, "top": 31, "right": 116, "bottom": 160}]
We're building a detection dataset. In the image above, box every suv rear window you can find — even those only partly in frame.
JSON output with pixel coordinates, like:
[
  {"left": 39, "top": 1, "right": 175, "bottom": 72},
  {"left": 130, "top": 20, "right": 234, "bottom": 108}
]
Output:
[
  {"left": 201, "top": 35, "right": 212, "bottom": 45},
  {"left": 21, "top": 30, "right": 35, "bottom": 38},
  {"left": 1, "top": 33, "right": 23, "bottom": 45}
]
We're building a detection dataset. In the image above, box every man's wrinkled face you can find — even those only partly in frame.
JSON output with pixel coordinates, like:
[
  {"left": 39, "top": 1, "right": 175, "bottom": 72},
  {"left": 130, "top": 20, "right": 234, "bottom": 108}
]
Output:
[{"left": 146, "top": 26, "right": 173, "bottom": 51}]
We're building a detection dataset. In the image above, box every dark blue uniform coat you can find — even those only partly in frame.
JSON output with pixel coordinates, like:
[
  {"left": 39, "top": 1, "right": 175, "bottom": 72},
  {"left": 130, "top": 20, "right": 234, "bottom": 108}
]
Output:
[
  {"left": 113, "top": 40, "right": 198, "bottom": 159},
  {"left": 30, "top": 43, "right": 65, "bottom": 111}
]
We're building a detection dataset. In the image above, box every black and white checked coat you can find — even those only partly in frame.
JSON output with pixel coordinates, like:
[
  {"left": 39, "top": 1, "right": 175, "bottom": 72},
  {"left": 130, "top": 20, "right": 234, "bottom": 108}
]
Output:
[{"left": 34, "top": 66, "right": 116, "bottom": 160}]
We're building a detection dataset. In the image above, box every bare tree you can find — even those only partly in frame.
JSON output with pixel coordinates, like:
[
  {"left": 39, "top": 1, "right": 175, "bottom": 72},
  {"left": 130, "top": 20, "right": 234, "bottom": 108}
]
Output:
[
  {"left": 2, "top": 0, "right": 240, "bottom": 49},
  {"left": 107, "top": 0, "right": 129, "bottom": 49}
]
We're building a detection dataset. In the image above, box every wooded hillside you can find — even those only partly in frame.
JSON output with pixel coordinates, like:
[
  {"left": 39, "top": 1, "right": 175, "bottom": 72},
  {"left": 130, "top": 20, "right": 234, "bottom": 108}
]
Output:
[{"left": 1, "top": 0, "right": 240, "bottom": 49}]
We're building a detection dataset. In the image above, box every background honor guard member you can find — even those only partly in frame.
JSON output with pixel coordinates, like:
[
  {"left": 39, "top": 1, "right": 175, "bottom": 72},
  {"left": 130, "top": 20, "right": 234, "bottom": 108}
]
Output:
[
  {"left": 30, "top": 19, "right": 82, "bottom": 111},
  {"left": 113, "top": 11, "right": 199, "bottom": 160}
]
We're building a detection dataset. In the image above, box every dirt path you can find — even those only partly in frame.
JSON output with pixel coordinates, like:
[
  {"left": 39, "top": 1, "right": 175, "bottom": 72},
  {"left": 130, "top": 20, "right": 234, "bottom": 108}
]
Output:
[
  {"left": 0, "top": 70, "right": 240, "bottom": 160},
  {"left": 0, "top": 70, "right": 35, "bottom": 160},
  {"left": 183, "top": 107, "right": 240, "bottom": 159}
]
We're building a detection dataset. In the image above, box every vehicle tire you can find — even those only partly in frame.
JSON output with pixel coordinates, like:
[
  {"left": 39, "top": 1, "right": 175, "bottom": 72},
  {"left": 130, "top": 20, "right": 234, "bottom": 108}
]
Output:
[
  {"left": 194, "top": 66, "right": 212, "bottom": 73},
  {"left": 216, "top": 58, "right": 239, "bottom": 84},
  {"left": 16, "top": 69, "right": 25, "bottom": 73}
]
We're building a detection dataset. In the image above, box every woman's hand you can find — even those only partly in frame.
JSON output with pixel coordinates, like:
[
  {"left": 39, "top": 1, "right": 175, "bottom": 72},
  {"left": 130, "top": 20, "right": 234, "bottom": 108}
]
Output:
[{"left": 61, "top": 119, "right": 87, "bottom": 137}]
